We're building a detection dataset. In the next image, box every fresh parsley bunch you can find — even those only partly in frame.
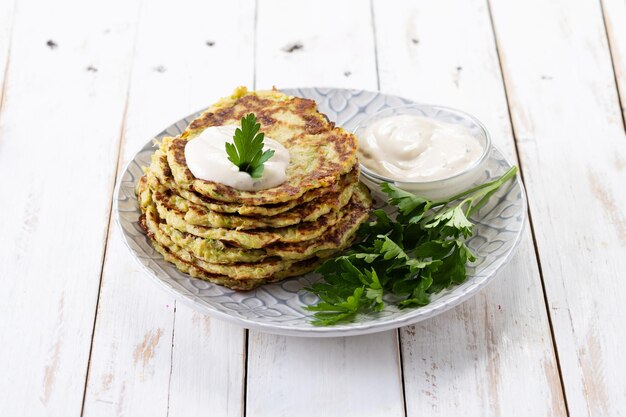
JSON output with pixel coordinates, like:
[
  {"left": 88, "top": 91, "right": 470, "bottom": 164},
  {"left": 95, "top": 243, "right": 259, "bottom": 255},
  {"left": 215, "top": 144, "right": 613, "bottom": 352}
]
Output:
[
  {"left": 225, "top": 113, "right": 275, "bottom": 178},
  {"left": 305, "top": 166, "right": 518, "bottom": 326}
]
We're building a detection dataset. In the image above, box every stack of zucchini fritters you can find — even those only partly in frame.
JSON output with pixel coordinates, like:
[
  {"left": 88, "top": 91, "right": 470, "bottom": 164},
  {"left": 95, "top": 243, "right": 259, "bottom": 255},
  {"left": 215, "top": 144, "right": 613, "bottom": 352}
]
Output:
[{"left": 137, "top": 88, "right": 372, "bottom": 290}]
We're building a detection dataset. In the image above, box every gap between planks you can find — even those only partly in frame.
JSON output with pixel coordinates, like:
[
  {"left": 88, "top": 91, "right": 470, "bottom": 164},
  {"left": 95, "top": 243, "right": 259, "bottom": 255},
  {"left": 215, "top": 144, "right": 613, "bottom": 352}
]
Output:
[
  {"left": 242, "top": 327, "right": 250, "bottom": 417},
  {"left": 243, "top": 3, "right": 259, "bottom": 413},
  {"left": 598, "top": 0, "right": 626, "bottom": 133},
  {"left": 369, "top": 2, "right": 404, "bottom": 412},
  {"left": 0, "top": 38, "right": 11, "bottom": 117},
  {"left": 395, "top": 330, "right": 409, "bottom": 417},
  {"left": 165, "top": 302, "right": 178, "bottom": 417},
  {"left": 369, "top": 0, "right": 381, "bottom": 91}
]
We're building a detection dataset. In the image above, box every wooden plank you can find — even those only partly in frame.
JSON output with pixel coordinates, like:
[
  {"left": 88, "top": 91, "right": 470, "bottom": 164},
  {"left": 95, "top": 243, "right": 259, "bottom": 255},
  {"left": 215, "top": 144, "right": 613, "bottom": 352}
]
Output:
[
  {"left": 82, "top": 1, "right": 254, "bottom": 416},
  {"left": 246, "top": 2, "right": 404, "bottom": 417},
  {"left": 489, "top": 0, "right": 626, "bottom": 415},
  {"left": 247, "top": 334, "right": 403, "bottom": 416},
  {"left": 0, "top": 0, "right": 138, "bottom": 415},
  {"left": 168, "top": 311, "right": 246, "bottom": 417},
  {"left": 254, "top": 0, "right": 376, "bottom": 90},
  {"left": 372, "top": 1, "right": 567, "bottom": 415},
  {"left": 601, "top": 0, "right": 626, "bottom": 122}
]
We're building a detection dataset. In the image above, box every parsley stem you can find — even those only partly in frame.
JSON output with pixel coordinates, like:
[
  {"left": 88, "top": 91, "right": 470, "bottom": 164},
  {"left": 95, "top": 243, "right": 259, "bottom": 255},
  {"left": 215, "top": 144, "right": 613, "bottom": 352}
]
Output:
[{"left": 430, "top": 166, "right": 518, "bottom": 207}]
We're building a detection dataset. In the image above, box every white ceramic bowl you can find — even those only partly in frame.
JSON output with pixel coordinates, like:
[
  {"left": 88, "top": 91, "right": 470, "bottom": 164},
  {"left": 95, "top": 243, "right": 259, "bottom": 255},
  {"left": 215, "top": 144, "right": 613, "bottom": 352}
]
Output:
[{"left": 354, "top": 104, "right": 492, "bottom": 201}]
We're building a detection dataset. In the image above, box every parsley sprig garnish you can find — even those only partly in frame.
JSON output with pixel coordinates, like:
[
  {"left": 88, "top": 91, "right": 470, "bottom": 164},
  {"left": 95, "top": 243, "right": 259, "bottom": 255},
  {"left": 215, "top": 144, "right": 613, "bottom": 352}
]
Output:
[
  {"left": 225, "top": 113, "right": 275, "bottom": 178},
  {"left": 305, "top": 166, "right": 518, "bottom": 326}
]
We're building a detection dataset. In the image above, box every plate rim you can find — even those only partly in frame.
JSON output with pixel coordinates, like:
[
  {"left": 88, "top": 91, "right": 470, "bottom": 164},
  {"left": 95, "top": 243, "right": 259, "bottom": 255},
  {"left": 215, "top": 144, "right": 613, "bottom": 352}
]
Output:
[{"left": 114, "top": 87, "right": 528, "bottom": 337}]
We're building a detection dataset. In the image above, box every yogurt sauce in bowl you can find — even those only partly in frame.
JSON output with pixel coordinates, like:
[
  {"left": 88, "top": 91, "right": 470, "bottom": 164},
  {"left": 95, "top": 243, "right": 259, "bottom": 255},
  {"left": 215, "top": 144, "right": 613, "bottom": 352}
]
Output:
[
  {"left": 359, "top": 114, "right": 483, "bottom": 182},
  {"left": 354, "top": 105, "right": 491, "bottom": 200}
]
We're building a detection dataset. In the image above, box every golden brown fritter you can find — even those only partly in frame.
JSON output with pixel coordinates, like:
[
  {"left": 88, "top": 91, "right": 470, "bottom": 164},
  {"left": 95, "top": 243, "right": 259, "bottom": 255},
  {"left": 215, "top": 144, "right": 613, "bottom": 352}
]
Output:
[{"left": 166, "top": 88, "right": 358, "bottom": 205}]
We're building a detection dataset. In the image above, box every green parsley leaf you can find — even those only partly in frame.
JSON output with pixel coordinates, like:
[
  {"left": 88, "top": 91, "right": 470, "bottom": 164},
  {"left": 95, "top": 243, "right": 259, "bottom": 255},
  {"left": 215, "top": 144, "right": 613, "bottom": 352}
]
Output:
[
  {"left": 306, "top": 287, "right": 367, "bottom": 326},
  {"left": 425, "top": 206, "right": 474, "bottom": 238},
  {"left": 380, "top": 182, "right": 430, "bottom": 223},
  {"left": 225, "top": 113, "right": 275, "bottom": 179},
  {"left": 398, "top": 276, "right": 433, "bottom": 308}
]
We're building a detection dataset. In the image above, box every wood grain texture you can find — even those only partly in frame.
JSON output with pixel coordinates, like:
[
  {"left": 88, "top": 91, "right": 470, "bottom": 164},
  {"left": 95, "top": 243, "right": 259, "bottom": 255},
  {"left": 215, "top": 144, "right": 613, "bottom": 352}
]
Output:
[
  {"left": 254, "top": 0, "right": 377, "bottom": 90},
  {"left": 489, "top": 0, "right": 626, "bottom": 415},
  {"left": 247, "top": 334, "right": 404, "bottom": 416},
  {"left": 372, "top": 1, "right": 567, "bottom": 415},
  {"left": 82, "top": 1, "right": 254, "bottom": 416},
  {"left": 0, "top": 0, "right": 138, "bottom": 415},
  {"left": 601, "top": 0, "right": 626, "bottom": 123},
  {"left": 247, "top": 1, "right": 404, "bottom": 416},
  {"left": 168, "top": 309, "right": 246, "bottom": 417}
]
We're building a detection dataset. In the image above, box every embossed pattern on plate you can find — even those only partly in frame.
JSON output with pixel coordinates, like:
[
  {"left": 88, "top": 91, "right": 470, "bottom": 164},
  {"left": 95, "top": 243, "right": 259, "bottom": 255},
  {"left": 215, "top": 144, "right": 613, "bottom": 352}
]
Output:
[{"left": 115, "top": 88, "right": 527, "bottom": 337}]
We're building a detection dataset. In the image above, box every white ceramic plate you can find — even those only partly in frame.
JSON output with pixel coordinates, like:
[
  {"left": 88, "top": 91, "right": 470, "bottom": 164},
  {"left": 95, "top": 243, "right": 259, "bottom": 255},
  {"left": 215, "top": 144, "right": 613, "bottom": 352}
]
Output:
[{"left": 115, "top": 88, "right": 527, "bottom": 337}]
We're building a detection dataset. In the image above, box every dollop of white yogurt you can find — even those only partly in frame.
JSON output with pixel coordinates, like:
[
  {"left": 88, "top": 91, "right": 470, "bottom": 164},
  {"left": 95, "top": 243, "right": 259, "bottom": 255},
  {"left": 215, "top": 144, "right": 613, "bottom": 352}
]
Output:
[
  {"left": 184, "top": 125, "right": 290, "bottom": 191},
  {"left": 358, "top": 115, "right": 483, "bottom": 182}
]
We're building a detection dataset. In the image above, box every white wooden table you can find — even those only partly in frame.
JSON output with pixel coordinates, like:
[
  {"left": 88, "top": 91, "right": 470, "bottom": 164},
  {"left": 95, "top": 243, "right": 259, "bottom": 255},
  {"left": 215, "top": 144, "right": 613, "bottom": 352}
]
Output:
[{"left": 1, "top": 0, "right": 625, "bottom": 415}]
